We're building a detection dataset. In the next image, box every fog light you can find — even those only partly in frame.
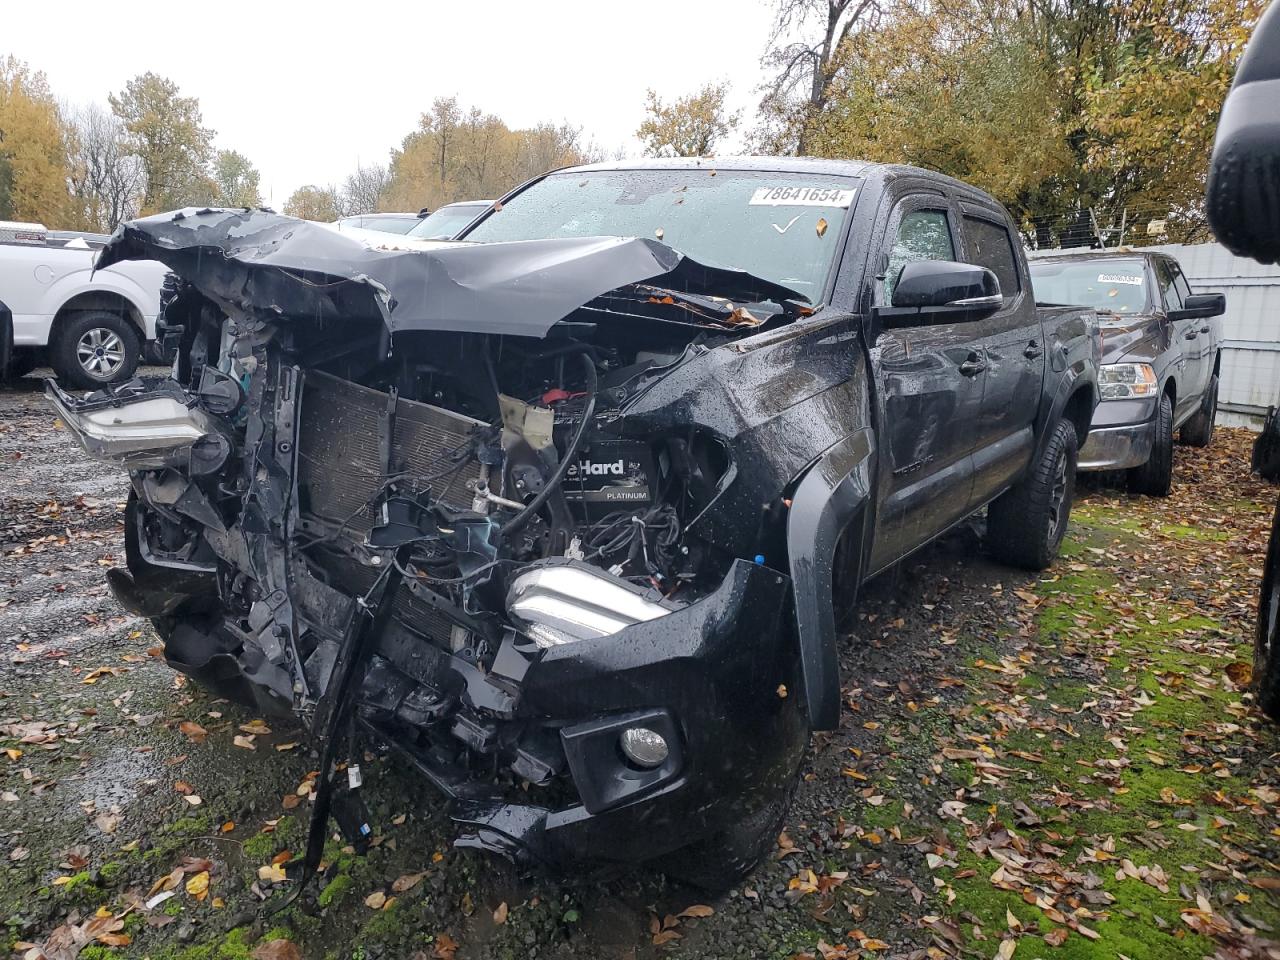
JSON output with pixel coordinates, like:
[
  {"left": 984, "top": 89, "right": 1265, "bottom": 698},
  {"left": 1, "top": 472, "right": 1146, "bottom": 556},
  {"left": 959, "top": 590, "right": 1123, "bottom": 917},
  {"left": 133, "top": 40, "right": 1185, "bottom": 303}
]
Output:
[{"left": 620, "top": 727, "right": 669, "bottom": 768}]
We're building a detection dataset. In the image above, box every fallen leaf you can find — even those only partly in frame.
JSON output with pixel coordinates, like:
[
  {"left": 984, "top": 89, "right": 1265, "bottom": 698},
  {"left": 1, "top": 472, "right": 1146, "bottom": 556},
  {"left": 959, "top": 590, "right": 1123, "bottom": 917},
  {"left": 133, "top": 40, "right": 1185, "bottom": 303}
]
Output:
[
  {"left": 178, "top": 721, "right": 208, "bottom": 744},
  {"left": 678, "top": 904, "right": 714, "bottom": 919},
  {"left": 252, "top": 941, "right": 303, "bottom": 960},
  {"left": 365, "top": 890, "right": 387, "bottom": 910},
  {"left": 392, "top": 872, "right": 426, "bottom": 893},
  {"left": 186, "top": 870, "right": 210, "bottom": 900},
  {"left": 493, "top": 901, "right": 508, "bottom": 924}
]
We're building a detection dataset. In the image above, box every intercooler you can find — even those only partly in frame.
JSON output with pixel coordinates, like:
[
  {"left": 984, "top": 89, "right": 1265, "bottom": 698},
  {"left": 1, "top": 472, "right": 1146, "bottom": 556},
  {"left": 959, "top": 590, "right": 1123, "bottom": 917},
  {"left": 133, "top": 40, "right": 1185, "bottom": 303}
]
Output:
[{"left": 297, "top": 370, "right": 484, "bottom": 538}]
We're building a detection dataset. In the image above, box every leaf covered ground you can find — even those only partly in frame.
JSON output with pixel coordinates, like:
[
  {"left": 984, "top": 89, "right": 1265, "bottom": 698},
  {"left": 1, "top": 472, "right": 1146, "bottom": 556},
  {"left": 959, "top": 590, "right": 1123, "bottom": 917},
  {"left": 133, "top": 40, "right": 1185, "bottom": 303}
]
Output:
[{"left": 2, "top": 373, "right": 1277, "bottom": 959}]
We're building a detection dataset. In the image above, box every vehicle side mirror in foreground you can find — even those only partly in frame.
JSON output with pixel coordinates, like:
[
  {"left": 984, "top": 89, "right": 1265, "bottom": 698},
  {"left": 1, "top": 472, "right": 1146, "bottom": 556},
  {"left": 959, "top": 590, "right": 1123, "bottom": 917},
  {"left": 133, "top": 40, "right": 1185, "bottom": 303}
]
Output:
[
  {"left": 1206, "top": 0, "right": 1280, "bottom": 264},
  {"left": 1169, "top": 293, "right": 1227, "bottom": 321},
  {"left": 870, "top": 260, "right": 1003, "bottom": 337}
]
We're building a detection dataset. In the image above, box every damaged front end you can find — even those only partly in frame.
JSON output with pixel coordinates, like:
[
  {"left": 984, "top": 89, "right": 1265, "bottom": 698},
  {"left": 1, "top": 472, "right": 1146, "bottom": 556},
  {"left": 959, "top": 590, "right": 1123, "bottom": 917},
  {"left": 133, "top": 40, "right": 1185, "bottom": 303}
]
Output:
[{"left": 51, "top": 207, "right": 843, "bottom": 874}]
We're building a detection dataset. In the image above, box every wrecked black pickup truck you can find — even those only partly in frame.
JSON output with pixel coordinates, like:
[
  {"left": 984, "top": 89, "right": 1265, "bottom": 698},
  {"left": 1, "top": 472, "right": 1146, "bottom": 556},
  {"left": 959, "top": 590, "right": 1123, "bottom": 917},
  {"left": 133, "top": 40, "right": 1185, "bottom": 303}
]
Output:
[{"left": 48, "top": 158, "right": 1099, "bottom": 888}]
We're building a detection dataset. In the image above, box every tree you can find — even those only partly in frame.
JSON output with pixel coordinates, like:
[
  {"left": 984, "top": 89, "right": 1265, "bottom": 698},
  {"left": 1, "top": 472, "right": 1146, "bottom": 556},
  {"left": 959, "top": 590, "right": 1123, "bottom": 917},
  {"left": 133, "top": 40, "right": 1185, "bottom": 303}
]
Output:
[
  {"left": 340, "top": 163, "right": 390, "bottom": 215},
  {"left": 211, "top": 149, "right": 261, "bottom": 208},
  {"left": 757, "top": 0, "right": 883, "bottom": 152},
  {"left": 0, "top": 56, "right": 74, "bottom": 223},
  {"left": 109, "top": 72, "right": 215, "bottom": 213},
  {"left": 1083, "top": 0, "right": 1262, "bottom": 239},
  {"left": 636, "top": 83, "right": 739, "bottom": 157},
  {"left": 67, "top": 103, "right": 145, "bottom": 232},
  {"left": 383, "top": 97, "right": 593, "bottom": 212},
  {"left": 284, "top": 184, "right": 342, "bottom": 221},
  {"left": 794, "top": 0, "right": 1263, "bottom": 243}
]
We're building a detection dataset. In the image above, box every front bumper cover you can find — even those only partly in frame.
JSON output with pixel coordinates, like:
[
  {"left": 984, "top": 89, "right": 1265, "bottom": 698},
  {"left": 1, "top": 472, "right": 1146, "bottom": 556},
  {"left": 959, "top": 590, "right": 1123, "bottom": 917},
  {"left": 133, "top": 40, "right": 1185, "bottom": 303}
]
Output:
[
  {"left": 1078, "top": 397, "right": 1157, "bottom": 471},
  {"left": 1078, "top": 420, "right": 1155, "bottom": 471}
]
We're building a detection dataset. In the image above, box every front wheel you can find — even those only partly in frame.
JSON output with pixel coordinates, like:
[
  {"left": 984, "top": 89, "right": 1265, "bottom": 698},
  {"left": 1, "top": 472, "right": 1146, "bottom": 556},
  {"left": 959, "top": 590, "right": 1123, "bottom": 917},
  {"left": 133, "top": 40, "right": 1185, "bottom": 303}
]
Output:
[
  {"left": 51, "top": 311, "right": 140, "bottom": 390},
  {"left": 987, "top": 418, "right": 1078, "bottom": 571},
  {"left": 658, "top": 772, "right": 797, "bottom": 891},
  {"left": 1128, "top": 392, "right": 1174, "bottom": 497},
  {"left": 1256, "top": 501, "right": 1280, "bottom": 721}
]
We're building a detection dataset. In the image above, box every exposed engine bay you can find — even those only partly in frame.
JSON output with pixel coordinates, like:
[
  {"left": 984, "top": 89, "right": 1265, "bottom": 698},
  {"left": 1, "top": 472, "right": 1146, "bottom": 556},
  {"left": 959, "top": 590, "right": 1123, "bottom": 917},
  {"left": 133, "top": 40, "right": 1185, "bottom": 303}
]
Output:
[
  {"left": 139, "top": 289, "right": 738, "bottom": 704},
  {"left": 47, "top": 206, "right": 873, "bottom": 875}
]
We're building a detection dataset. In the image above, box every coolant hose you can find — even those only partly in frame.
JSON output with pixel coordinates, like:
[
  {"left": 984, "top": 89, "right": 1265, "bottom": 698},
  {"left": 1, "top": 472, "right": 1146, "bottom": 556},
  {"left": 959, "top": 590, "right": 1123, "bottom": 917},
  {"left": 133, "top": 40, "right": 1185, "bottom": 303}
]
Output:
[{"left": 500, "top": 351, "right": 597, "bottom": 537}]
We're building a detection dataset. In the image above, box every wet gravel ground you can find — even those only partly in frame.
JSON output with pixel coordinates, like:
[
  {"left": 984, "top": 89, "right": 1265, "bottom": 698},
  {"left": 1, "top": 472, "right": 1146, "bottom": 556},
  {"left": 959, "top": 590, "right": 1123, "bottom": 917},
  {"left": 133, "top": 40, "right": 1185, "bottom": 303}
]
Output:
[{"left": 2, "top": 370, "right": 1276, "bottom": 960}]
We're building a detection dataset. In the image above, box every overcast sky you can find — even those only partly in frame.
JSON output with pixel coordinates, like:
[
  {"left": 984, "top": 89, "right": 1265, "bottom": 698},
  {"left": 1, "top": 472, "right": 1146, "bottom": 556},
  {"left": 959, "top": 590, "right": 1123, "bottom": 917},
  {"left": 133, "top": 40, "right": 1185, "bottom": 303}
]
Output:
[{"left": 5, "top": 0, "right": 784, "bottom": 206}]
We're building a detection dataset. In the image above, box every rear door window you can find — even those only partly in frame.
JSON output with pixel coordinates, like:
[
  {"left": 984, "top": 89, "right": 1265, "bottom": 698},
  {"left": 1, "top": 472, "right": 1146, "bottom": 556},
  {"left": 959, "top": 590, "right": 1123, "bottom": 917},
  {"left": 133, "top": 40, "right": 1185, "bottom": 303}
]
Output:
[
  {"left": 885, "top": 209, "right": 955, "bottom": 300},
  {"left": 962, "top": 215, "right": 1021, "bottom": 298}
]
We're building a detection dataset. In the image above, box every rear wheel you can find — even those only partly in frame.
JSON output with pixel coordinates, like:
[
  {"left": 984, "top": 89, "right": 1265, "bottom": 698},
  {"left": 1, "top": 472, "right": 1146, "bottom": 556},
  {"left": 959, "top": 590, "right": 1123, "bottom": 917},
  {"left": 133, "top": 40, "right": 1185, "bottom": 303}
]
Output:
[
  {"left": 1180, "top": 375, "right": 1218, "bottom": 448},
  {"left": 1128, "top": 392, "right": 1174, "bottom": 497},
  {"left": 51, "top": 311, "right": 140, "bottom": 390},
  {"left": 987, "top": 418, "right": 1078, "bottom": 571},
  {"left": 1256, "top": 501, "right": 1280, "bottom": 721}
]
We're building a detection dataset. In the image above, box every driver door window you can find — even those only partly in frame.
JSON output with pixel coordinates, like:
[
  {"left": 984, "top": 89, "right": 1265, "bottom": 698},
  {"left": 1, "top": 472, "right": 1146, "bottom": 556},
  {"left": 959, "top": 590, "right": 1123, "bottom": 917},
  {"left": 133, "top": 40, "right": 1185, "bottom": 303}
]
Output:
[
  {"left": 884, "top": 210, "right": 955, "bottom": 300},
  {"left": 1156, "top": 260, "right": 1184, "bottom": 312}
]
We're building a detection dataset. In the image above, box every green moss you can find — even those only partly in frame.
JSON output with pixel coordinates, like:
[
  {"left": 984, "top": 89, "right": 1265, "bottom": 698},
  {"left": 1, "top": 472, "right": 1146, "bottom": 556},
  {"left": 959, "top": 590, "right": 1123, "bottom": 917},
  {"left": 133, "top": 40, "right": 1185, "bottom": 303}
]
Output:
[
  {"left": 317, "top": 873, "right": 353, "bottom": 908},
  {"left": 162, "top": 896, "right": 184, "bottom": 917},
  {"left": 79, "top": 947, "right": 117, "bottom": 960},
  {"left": 271, "top": 815, "right": 302, "bottom": 848},
  {"left": 164, "top": 814, "right": 213, "bottom": 837},
  {"left": 97, "top": 861, "right": 124, "bottom": 886},
  {"left": 56, "top": 871, "right": 101, "bottom": 901},
  {"left": 262, "top": 926, "right": 293, "bottom": 942},
  {"left": 164, "top": 926, "right": 256, "bottom": 960},
  {"left": 240, "top": 830, "right": 280, "bottom": 861},
  {"left": 359, "top": 901, "right": 404, "bottom": 940}
]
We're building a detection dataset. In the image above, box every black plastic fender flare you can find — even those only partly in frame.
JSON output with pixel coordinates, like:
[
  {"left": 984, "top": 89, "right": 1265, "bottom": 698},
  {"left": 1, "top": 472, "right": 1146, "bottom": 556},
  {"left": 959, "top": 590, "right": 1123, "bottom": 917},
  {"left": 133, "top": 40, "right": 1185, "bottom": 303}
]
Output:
[{"left": 785, "top": 427, "right": 876, "bottom": 731}]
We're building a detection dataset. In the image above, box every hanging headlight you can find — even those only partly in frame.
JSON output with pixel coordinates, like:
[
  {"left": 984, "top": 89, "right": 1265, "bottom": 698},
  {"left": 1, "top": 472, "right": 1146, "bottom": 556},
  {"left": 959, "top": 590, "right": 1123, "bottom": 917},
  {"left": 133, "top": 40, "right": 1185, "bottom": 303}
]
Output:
[{"left": 506, "top": 563, "right": 674, "bottom": 648}]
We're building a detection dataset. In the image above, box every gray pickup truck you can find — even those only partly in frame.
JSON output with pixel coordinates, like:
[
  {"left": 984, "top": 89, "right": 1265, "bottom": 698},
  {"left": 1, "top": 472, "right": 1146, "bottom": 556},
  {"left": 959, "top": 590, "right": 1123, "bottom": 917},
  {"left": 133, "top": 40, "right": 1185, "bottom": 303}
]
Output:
[{"left": 1030, "top": 251, "right": 1226, "bottom": 496}]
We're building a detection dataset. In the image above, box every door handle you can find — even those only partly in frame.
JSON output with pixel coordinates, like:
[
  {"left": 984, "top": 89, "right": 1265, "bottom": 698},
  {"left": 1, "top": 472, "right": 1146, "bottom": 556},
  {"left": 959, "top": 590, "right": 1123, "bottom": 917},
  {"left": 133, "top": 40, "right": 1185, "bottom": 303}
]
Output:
[
  {"left": 1199, "top": 324, "right": 1211, "bottom": 333},
  {"left": 1184, "top": 329, "right": 1198, "bottom": 340},
  {"left": 958, "top": 354, "right": 986, "bottom": 377},
  {"left": 1023, "top": 341, "right": 1044, "bottom": 359}
]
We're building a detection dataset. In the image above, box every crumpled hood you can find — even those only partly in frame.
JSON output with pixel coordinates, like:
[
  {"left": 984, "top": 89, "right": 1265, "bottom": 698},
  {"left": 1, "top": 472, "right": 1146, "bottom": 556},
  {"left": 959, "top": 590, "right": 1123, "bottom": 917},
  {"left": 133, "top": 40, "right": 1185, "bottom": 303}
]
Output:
[
  {"left": 95, "top": 207, "right": 806, "bottom": 337},
  {"left": 1098, "top": 313, "right": 1163, "bottom": 363}
]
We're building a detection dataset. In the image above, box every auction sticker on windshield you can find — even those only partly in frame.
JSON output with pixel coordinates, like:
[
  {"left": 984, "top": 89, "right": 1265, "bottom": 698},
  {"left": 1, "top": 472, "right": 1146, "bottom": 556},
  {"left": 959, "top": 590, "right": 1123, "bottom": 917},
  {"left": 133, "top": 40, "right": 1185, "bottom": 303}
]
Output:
[
  {"left": 1099, "top": 273, "right": 1144, "bottom": 285},
  {"left": 749, "top": 186, "right": 856, "bottom": 207}
]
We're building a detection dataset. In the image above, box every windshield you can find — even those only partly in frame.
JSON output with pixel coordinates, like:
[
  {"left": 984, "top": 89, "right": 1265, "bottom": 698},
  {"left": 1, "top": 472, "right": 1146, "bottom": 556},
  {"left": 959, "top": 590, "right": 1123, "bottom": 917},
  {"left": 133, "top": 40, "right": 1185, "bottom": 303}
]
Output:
[
  {"left": 462, "top": 169, "right": 860, "bottom": 297},
  {"left": 1030, "top": 258, "right": 1151, "bottom": 314},
  {"left": 408, "top": 204, "right": 489, "bottom": 240}
]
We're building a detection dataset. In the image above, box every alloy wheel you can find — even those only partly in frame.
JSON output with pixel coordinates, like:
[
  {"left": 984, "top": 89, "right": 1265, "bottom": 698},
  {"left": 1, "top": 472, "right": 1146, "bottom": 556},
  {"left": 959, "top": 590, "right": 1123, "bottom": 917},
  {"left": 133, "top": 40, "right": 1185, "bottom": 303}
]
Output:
[
  {"left": 76, "top": 327, "right": 126, "bottom": 380},
  {"left": 1047, "top": 447, "right": 1069, "bottom": 542}
]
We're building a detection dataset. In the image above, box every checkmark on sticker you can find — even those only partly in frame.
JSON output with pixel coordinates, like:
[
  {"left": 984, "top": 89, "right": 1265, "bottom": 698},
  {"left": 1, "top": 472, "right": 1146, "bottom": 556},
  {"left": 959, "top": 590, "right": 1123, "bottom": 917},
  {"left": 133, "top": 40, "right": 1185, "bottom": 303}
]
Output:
[{"left": 771, "top": 215, "right": 803, "bottom": 234}]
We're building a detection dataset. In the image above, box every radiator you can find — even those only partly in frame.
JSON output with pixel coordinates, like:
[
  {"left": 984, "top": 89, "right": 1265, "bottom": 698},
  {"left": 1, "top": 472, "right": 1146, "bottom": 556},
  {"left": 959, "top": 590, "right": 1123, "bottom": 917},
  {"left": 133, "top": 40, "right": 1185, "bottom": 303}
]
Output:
[{"left": 296, "top": 370, "right": 484, "bottom": 538}]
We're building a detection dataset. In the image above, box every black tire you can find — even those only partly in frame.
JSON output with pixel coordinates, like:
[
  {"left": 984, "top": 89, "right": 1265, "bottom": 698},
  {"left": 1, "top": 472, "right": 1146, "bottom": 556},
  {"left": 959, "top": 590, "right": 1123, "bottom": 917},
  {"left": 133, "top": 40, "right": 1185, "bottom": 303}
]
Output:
[
  {"left": 1256, "top": 501, "right": 1280, "bottom": 721},
  {"left": 659, "top": 773, "right": 798, "bottom": 891},
  {"left": 50, "top": 311, "right": 140, "bottom": 390},
  {"left": 1128, "top": 392, "right": 1174, "bottom": 497},
  {"left": 3, "top": 348, "right": 39, "bottom": 381},
  {"left": 1180, "top": 374, "right": 1218, "bottom": 448},
  {"left": 987, "top": 418, "right": 1078, "bottom": 571}
]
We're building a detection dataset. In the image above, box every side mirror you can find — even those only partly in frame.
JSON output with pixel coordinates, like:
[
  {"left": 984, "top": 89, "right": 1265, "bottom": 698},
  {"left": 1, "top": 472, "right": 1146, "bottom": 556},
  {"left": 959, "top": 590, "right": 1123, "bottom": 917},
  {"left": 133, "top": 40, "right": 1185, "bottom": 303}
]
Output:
[
  {"left": 1169, "top": 292, "right": 1226, "bottom": 321},
  {"left": 1206, "top": 1, "right": 1280, "bottom": 263},
  {"left": 870, "top": 260, "right": 1003, "bottom": 336}
]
